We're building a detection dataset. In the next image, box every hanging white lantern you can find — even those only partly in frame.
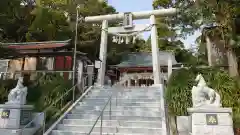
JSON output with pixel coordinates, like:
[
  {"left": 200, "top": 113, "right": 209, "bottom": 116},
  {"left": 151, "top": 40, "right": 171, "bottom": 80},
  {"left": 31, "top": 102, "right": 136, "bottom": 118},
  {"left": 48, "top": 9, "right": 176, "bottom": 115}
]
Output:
[
  {"left": 112, "top": 36, "right": 116, "bottom": 43},
  {"left": 118, "top": 36, "right": 122, "bottom": 44},
  {"left": 114, "top": 36, "right": 118, "bottom": 43},
  {"left": 132, "top": 36, "right": 136, "bottom": 44},
  {"left": 126, "top": 36, "right": 130, "bottom": 44},
  {"left": 121, "top": 37, "right": 124, "bottom": 43}
]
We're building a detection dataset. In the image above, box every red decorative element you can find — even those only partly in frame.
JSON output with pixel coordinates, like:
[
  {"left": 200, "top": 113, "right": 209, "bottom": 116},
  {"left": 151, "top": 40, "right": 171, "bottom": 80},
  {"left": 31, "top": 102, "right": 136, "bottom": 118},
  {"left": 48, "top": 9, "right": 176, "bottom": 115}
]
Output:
[
  {"left": 55, "top": 56, "right": 65, "bottom": 70},
  {"left": 65, "top": 56, "right": 72, "bottom": 70},
  {"left": 64, "top": 56, "right": 72, "bottom": 79},
  {"left": 118, "top": 67, "right": 153, "bottom": 73},
  {"left": 7, "top": 43, "right": 66, "bottom": 50}
]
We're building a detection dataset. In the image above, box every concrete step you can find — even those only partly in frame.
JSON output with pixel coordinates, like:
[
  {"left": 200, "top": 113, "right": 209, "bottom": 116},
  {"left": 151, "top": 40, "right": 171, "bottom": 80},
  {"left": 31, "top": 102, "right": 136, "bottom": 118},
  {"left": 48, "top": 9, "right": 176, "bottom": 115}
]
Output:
[
  {"left": 89, "top": 95, "right": 161, "bottom": 101},
  {"left": 51, "top": 130, "right": 149, "bottom": 135},
  {"left": 81, "top": 97, "right": 160, "bottom": 103},
  {"left": 116, "top": 93, "right": 161, "bottom": 96},
  {"left": 105, "top": 93, "right": 162, "bottom": 97},
  {"left": 89, "top": 92, "right": 160, "bottom": 97},
  {"left": 63, "top": 119, "right": 162, "bottom": 128},
  {"left": 90, "top": 90, "right": 113, "bottom": 94},
  {"left": 89, "top": 90, "right": 160, "bottom": 94},
  {"left": 73, "top": 106, "right": 162, "bottom": 112},
  {"left": 121, "top": 90, "right": 161, "bottom": 93},
  {"left": 76, "top": 104, "right": 161, "bottom": 109},
  {"left": 70, "top": 110, "right": 162, "bottom": 117},
  {"left": 49, "top": 87, "right": 164, "bottom": 135},
  {"left": 117, "top": 90, "right": 161, "bottom": 93},
  {"left": 69, "top": 111, "right": 162, "bottom": 118},
  {"left": 90, "top": 90, "right": 161, "bottom": 94},
  {"left": 77, "top": 100, "right": 161, "bottom": 107},
  {"left": 56, "top": 125, "right": 162, "bottom": 135},
  {"left": 116, "top": 127, "right": 162, "bottom": 134},
  {"left": 84, "top": 98, "right": 161, "bottom": 102},
  {"left": 66, "top": 114, "right": 162, "bottom": 121},
  {"left": 89, "top": 94, "right": 161, "bottom": 99},
  {"left": 119, "top": 87, "right": 161, "bottom": 90},
  {"left": 57, "top": 124, "right": 117, "bottom": 133},
  {"left": 80, "top": 100, "right": 161, "bottom": 107},
  {"left": 74, "top": 105, "right": 161, "bottom": 112}
]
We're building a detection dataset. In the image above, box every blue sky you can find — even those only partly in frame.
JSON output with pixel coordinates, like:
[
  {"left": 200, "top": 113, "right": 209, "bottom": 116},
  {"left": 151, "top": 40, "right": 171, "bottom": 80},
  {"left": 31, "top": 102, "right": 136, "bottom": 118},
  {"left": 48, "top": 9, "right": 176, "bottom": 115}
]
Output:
[{"left": 108, "top": 0, "right": 201, "bottom": 49}]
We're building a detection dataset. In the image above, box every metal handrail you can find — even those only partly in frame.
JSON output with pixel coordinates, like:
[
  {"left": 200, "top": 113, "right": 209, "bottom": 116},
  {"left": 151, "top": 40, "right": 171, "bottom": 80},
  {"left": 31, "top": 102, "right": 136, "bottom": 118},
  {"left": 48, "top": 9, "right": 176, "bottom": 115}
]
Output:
[
  {"left": 18, "top": 112, "right": 45, "bottom": 135},
  {"left": 18, "top": 75, "right": 89, "bottom": 135},
  {"left": 17, "top": 84, "right": 77, "bottom": 135},
  {"left": 44, "top": 85, "right": 93, "bottom": 135},
  {"left": 87, "top": 81, "right": 123, "bottom": 135},
  {"left": 87, "top": 93, "right": 113, "bottom": 135},
  {"left": 43, "top": 84, "right": 77, "bottom": 112}
]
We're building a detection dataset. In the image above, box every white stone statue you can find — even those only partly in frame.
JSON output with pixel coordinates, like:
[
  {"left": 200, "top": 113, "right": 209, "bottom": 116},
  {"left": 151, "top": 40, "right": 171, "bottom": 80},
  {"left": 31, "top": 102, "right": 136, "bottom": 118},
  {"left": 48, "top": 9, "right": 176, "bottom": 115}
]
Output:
[
  {"left": 6, "top": 77, "right": 28, "bottom": 105},
  {"left": 191, "top": 74, "right": 222, "bottom": 108}
]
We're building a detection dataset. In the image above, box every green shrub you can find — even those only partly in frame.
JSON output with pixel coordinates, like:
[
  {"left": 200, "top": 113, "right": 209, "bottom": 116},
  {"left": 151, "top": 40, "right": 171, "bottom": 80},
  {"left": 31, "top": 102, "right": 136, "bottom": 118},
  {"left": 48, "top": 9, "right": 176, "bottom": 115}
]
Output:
[
  {"left": 166, "top": 67, "right": 240, "bottom": 127},
  {"left": 27, "top": 73, "right": 72, "bottom": 111},
  {"left": 0, "top": 73, "right": 74, "bottom": 126}
]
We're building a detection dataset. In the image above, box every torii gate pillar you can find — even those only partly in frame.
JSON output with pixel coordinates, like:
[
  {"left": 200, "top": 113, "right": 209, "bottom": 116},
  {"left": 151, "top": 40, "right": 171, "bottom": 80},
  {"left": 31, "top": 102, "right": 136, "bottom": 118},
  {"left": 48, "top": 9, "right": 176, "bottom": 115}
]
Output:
[
  {"left": 97, "top": 20, "right": 108, "bottom": 86},
  {"left": 85, "top": 8, "right": 177, "bottom": 86},
  {"left": 150, "top": 15, "right": 161, "bottom": 84}
]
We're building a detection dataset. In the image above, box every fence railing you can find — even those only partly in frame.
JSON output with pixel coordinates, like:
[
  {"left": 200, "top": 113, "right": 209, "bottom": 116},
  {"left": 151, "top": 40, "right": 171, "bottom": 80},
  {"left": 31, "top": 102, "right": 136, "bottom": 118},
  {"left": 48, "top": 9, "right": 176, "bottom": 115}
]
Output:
[
  {"left": 17, "top": 75, "right": 91, "bottom": 135},
  {"left": 0, "top": 70, "right": 75, "bottom": 80}
]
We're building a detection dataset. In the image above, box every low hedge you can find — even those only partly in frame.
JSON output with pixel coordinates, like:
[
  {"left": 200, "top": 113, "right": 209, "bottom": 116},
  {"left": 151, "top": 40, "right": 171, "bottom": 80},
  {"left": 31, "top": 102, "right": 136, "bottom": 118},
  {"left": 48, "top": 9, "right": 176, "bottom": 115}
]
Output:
[{"left": 166, "top": 67, "right": 240, "bottom": 128}]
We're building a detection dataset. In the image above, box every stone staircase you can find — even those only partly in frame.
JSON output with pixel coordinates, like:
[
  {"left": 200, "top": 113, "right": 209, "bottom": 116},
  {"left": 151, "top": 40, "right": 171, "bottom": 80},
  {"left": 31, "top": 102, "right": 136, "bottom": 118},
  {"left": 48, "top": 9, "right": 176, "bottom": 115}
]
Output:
[{"left": 46, "top": 86, "right": 166, "bottom": 135}]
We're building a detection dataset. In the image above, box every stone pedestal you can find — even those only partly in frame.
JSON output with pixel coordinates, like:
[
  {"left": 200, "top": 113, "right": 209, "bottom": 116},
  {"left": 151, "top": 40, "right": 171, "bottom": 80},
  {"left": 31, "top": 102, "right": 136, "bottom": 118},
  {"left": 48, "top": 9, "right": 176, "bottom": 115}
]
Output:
[
  {"left": 0, "top": 104, "right": 34, "bottom": 129},
  {"left": 188, "top": 107, "right": 234, "bottom": 135}
]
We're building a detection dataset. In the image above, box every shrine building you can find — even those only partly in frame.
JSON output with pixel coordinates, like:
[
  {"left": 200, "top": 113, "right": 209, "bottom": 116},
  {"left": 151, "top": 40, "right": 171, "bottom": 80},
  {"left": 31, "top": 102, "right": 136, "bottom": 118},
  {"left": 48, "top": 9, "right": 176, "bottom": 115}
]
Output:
[
  {"left": 0, "top": 40, "right": 93, "bottom": 80},
  {"left": 111, "top": 51, "right": 181, "bottom": 87}
]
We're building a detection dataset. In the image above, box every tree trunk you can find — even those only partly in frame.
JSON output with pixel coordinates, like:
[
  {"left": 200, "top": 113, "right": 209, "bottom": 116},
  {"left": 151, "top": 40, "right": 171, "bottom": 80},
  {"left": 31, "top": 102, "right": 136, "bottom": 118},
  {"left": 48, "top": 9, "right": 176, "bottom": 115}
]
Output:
[
  {"left": 205, "top": 36, "right": 227, "bottom": 67},
  {"left": 227, "top": 48, "right": 239, "bottom": 77},
  {"left": 206, "top": 36, "right": 213, "bottom": 66},
  {"left": 168, "top": 115, "right": 178, "bottom": 135}
]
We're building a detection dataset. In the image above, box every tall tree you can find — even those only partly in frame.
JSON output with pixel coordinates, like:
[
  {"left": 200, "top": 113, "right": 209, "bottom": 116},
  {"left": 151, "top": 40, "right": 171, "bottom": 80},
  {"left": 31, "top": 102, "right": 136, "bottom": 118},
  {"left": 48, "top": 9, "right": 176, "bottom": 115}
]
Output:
[
  {"left": 153, "top": 0, "right": 240, "bottom": 76},
  {"left": 26, "top": 0, "right": 72, "bottom": 41},
  {"left": 0, "top": 0, "right": 33, "bottom": 42}
]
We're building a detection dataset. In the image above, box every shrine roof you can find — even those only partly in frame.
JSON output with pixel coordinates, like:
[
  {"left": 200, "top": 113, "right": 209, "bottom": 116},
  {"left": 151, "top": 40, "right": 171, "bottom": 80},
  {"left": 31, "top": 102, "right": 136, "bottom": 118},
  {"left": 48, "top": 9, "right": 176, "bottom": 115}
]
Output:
[
  {"left": 1, "top": 39, "right": 70, "bottom": 50},
  {"left": 0, "top": 51, "right": 95, "bottom": 63},
  {"left": 114, "top": 51, "right": 179, "bottom": 68}
]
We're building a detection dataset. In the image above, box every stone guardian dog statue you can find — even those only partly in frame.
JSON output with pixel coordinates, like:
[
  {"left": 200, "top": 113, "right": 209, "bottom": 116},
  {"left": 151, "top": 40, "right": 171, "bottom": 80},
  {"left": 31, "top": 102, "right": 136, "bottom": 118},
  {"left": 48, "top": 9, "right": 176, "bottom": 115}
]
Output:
[
  {"left": 6, "top": 77, "right": 28, "bottom": 105},
  {"left": 191, "top": 74, "right": 222, "bottom": 108}
]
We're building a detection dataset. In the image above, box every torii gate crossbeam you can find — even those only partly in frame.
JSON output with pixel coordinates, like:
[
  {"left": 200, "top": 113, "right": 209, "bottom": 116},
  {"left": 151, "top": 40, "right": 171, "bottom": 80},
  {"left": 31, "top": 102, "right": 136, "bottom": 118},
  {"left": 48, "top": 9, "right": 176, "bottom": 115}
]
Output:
[
  {"left": 84, "top": 8, "right": 177, "bottom": 22},
  {"left": 84, "top": 8, "right": 177, "bottom": 86}
]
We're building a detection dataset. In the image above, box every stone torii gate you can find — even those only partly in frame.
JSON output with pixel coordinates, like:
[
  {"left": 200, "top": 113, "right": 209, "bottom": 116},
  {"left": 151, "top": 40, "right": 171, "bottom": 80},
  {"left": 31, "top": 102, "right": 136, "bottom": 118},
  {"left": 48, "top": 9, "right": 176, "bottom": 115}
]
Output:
[{"left": 84, "top": 8, "right": 177, "bottom": 86}]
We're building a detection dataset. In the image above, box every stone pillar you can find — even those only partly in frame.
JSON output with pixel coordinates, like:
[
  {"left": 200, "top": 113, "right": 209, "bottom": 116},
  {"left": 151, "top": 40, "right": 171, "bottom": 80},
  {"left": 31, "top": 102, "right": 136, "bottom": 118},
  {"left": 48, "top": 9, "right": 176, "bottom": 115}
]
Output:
[
  {"left": 97, "top": 20, "right": 108, "bottom": 86},
  {"left": 77, "top": 60, "right": 83, "bottom": 86},
  {"left": 128, "top": 79, "right": 131, "bottom": 87},
  {"left": 146, "top": 79, "right": 148, "bottom": 86},
  {"left": 87, "top": 65, "right": 94, "bottom": 87},
  {"left": 135, "top": 79, "right": 139, "bottom": 87},
  {"left": 167, "top": 56, "right": 172, "bottom": 79},
  {"left": 0, "top": 104, "right": 34, "bottom": 131},
  {"left": 150, "top": 15, "right": 161, "bottom": 85},
  {"left": 188, "top": 108, "right": 234, "bottom": 135}
]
